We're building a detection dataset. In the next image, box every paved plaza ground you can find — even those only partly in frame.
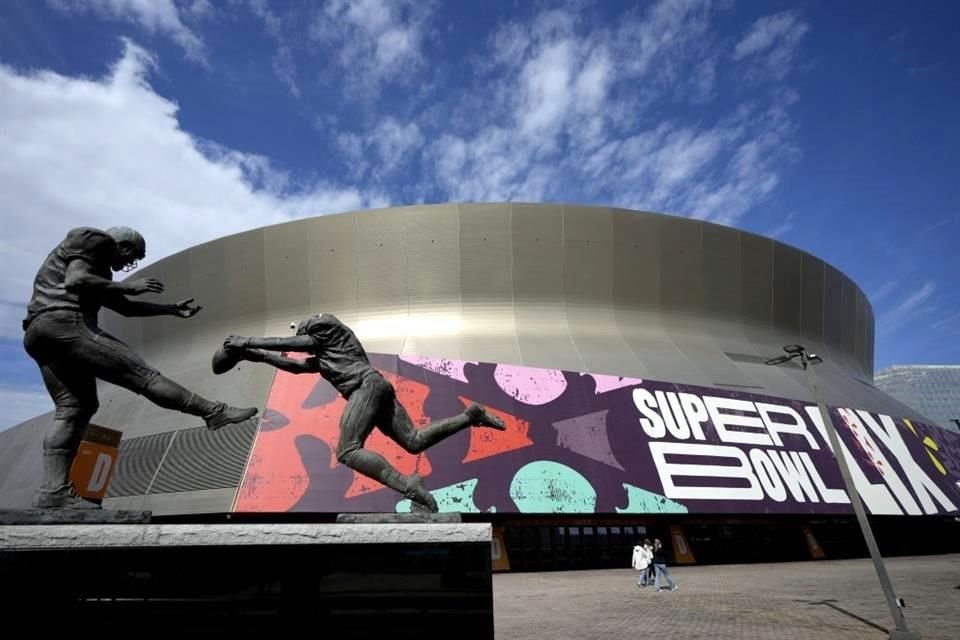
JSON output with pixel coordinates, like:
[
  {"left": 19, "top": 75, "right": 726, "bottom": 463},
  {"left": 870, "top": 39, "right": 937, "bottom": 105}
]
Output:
[{"left": 493, "top": 553, "right": 960, "bottom": 640}]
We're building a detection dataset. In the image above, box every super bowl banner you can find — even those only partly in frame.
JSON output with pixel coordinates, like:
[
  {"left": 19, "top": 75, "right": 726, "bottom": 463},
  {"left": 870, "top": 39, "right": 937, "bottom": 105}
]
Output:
[{"left": 233, "top": 354, "right": 960, "bottom": 516}]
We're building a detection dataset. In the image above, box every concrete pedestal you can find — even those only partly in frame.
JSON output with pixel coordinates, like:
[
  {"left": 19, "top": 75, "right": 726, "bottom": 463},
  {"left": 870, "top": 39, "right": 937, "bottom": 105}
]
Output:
[
  {"left": 0, "top": 522, "right": 494, "bottom": 638},
  {"left": 0, "top": 508, "right": 151, "bottom": 524}
]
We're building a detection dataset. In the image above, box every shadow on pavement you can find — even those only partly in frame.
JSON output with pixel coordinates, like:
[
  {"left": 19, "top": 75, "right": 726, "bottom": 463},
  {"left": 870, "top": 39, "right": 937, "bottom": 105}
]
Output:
[{"left": 807, "top": 599, "right": 888, "bottom": 634}]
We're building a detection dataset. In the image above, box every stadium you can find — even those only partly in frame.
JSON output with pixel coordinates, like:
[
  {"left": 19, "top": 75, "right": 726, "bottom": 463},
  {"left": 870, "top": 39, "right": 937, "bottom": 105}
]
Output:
[{"left": 2, "top": 203, "right": 958, "bottom": 571}]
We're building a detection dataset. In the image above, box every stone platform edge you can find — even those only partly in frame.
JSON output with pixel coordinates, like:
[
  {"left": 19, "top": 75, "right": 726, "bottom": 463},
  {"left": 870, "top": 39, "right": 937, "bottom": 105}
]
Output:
[{"left": 0, "top": 522, "right": 492, "bottom": 550}]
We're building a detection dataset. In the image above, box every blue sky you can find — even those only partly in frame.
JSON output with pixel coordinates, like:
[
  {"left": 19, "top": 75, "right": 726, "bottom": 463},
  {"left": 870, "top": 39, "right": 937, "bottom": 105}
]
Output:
[{"left": 0, "top": 0, "right": 957, "bottom": 430}]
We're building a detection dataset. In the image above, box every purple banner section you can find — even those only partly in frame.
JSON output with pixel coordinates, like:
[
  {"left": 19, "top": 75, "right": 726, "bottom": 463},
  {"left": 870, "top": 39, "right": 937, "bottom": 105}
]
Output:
[{"left": 234, "top": 354, "right": 960, "bottom": 516}]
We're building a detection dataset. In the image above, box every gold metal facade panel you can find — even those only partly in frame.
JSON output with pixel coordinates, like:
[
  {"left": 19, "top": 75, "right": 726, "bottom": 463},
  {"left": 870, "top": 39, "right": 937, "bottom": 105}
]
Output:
[
  {"left": 401, "top": 204, "right": 462, "bottom": 359},
  {"left": 458, "top": 203, "right": 522, "bottom": 364},
  {"left": 510, "top": 203, "right": 583, "bottom": 371},
  {"left": 263, "top": 219, "right": 311, "bottom": 322}
]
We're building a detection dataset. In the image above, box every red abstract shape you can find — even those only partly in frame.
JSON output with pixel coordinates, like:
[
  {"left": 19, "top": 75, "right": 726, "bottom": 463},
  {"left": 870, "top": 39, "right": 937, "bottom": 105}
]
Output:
[
  {"left": 234, "top": 364, "right": 435, "bottom": 512},
  {"left": 459, "top": 396, "right": 533, "bottom": 463},
  {"left": 234, "top": 367, "right": 341, "bottom": 512}
]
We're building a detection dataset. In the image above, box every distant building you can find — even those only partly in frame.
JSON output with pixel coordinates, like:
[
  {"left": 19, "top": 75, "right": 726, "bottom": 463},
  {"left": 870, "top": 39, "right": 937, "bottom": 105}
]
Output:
[{"left": 874, "top": 365, "right": 960, "bottom": 433}]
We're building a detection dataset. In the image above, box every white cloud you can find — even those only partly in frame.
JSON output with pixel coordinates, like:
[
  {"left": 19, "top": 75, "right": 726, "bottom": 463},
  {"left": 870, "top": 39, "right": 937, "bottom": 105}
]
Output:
[
  {"left": 272, "top": 46, "right": 300, "bottom": 98},
  {"left": 870, "top": 280, "right": 900, "bottom": 306},
  {"left": 49, "top": 0, "right": 208, "bottom": 63},
  {"left": 0, "top": 386, "right": 53, "bottom": 433},
  {"left": 417, "top": 0, "right": 801, "bottom": 226},
  {"left": 336, "top": 132, "right": 368, "bottom": 177},
  {"left": 0, "top": 39, "right": 386, "bottom": 341},
  {"left": 651, "top": 128, "right": 727, "bottom": 201},
  {"left": 336, "top": 118, "right": 424, "bottom": 181},
  {"left": 574, "top": 48, "right": 612, "bottom": 112},
  {"left": 615, "top": 0, "right": 714, "bottom": 84},
  {"left": 733, "top": 11, "right": 809, "bottom": 79},
  {"left": 310, "top": 0, "right": 435, "bottom": 98},
  {"left": 878, "top": 281, "right": 937, "bottom": 336},
  {"left": 184, "top": 0, "right": 213, "bottom": 20},
  {"left": 519, "top": 41, "right": 575, "bottom": 137},
  {"left": 245, "top": 0, "right": 301, "bottom": 97},
  {"left": 682, "top": 125, "right": 787, "bottom": 223},
  {"left": 373, "top": 119, "right": 424, "bottom": 171},
  {"left": 428, "top": 128, "right": 544, "bottom": 202},
  {"left": 895, "top": 281, "right": 936, "bottom": 310},
  {"left": 427, "top": 11, "right": 613, "bottom": 201},
  {"left": 765, "top": 212, "right": 796, "bottom": 239}
]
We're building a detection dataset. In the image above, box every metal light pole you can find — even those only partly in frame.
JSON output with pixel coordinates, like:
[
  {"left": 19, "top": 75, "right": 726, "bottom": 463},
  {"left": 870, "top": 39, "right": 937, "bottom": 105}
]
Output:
[{"left": 765, "top": 345, "right": 920, "bottom": 640}]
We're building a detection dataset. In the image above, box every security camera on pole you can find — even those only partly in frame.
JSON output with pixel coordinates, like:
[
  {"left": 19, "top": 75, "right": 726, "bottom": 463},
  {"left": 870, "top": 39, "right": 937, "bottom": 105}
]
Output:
[{"left": 765, "top": 344, "right": 920, "bottom": 640}]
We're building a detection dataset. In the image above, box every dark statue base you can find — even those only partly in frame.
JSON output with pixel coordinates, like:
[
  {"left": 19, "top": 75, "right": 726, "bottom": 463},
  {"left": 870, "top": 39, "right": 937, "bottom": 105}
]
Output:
[
  {"left": 336, "top": 512, "right": 463, "bottom": 524},
  {"left": 0, "top": 508, "right": 152, "bottom": 525},
  {"left": 0, "top": 522, "right": 494, "bottom": 638}
]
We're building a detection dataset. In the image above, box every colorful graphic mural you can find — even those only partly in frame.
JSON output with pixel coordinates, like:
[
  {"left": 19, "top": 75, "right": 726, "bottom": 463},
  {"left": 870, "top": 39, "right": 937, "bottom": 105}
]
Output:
[{"left": 233, "top": 354, "right": 960, "bottom": 516}]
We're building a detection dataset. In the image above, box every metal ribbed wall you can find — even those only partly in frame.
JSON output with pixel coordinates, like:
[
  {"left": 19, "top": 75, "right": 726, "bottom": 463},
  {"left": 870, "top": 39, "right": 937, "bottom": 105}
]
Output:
[
  {"left": 105, "top": 205, "right": 878, "bottom": 375},
  {"left": 0, "top": 204, "right": 931, "bottom": 514}
]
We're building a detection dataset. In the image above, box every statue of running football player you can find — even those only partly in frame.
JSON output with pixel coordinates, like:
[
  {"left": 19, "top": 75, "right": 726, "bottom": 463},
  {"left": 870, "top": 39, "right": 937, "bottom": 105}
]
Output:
[
  {"left": 212, "top": 313, "right": 505, "bottom": 512},
  {"left": 22, "top": 226, "right": 259, "bottom": 510}
]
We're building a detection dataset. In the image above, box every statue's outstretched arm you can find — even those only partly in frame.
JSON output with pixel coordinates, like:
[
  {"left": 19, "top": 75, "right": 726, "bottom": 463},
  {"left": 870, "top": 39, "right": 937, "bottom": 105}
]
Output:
[
  {"left": 225, "top": 335, "right": 316, "bottom": 352},
  {"left": 65, "top": 259, "right": 164, "bottom": 297},
  {"left": 103, "top": 293, "right": 200, "bottom": 318},
  {"left": 243, "top": 349, "right": 317, "bottom": 374}
]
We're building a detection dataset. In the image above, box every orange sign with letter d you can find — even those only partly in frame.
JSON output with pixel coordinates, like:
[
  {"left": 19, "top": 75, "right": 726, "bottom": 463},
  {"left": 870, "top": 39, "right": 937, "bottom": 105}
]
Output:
[{"left": 69, "top": 424, "right": 121, "bottom": 502}]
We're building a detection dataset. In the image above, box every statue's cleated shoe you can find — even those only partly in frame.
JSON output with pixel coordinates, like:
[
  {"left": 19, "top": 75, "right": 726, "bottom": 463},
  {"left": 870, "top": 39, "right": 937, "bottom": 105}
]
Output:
[
  {"left": 466, "top": 403, "right": 506, "bottom": 431},
  {"left": 404, "top": 473, "right": 438, "bottom": 513},
  {"left": 410, "top": 501, "right": 434, "bottom": 514},
  {"left": 32, "top": 484, "right": 101, "bottom": 510},
  {"left": 204, "top": 403, "right": 258, "bottom": 431},
  {"left": 211, "top": 346, "right": 242, "bottom": 375}
]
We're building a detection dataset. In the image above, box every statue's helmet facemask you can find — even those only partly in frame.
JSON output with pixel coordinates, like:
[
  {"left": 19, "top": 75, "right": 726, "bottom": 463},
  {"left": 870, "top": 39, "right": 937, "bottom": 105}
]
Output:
[
  {"left": 106, "top": 226, "right": 146, "bottom": 272},
  {"left": 117, "top": 247, "right": 144, "bottom": 273}
]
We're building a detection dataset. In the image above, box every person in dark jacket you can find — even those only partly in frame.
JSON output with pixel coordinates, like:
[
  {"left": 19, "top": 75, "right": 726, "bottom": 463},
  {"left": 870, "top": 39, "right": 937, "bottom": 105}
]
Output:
[{"left": 652, "top": 538, "right": 679, "bottom": 592}]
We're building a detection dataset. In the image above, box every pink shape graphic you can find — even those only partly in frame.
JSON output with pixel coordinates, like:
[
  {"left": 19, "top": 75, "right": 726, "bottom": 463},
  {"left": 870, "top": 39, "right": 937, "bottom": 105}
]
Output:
[
  {"left": 494, "top": 364, "right": 567, "bottom": 405},
  {"left": 399, "top": 355, "right": 475, "bottom": 383},
  {"left": 552, "top": 410, "right": 625, "bottom": 470},
  {"left": 838, "top": 408, "right": 885, "bottom": 473},
  {"left": 582, "top": 373, "right": 644, "bottom": 394}
]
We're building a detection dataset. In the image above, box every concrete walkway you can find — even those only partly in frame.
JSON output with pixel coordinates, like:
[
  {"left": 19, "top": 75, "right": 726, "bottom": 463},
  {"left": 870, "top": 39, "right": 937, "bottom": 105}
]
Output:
[{"left": 493, "top": 554, "right": 960, "bottom": 640}]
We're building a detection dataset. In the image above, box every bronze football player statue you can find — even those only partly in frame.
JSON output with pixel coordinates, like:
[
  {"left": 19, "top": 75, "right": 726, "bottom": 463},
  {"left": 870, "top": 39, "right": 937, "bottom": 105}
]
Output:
[
  {"left": 213, "top": 313, "right": 505, "bottom": 512},
  {"left": 22, "top": 226, "right": 259, "bottom": 510}
]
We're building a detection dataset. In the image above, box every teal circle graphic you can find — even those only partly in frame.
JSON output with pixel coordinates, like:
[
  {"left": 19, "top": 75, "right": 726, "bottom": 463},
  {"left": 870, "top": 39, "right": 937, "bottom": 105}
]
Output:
[{"left": 509, "top": 460, "right": 597, "bottom": 513}]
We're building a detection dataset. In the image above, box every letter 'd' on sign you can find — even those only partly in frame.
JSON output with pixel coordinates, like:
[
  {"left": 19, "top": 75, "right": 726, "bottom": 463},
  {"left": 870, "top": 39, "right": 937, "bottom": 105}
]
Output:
[{"left": 87, "top": 453, "right": 113, "bottom": 492}]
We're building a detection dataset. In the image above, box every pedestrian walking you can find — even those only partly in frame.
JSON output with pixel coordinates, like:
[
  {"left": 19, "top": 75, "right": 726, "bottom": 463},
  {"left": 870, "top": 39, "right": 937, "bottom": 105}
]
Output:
[
  {"left": 652, "top": 538, "right": 678, "bottom": 592},
  {"left": 632, "top": 538, "right": 653, "bottom": 588}
]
